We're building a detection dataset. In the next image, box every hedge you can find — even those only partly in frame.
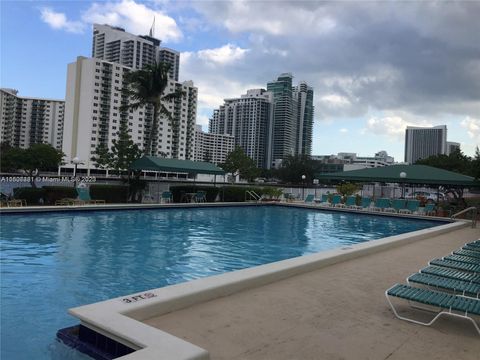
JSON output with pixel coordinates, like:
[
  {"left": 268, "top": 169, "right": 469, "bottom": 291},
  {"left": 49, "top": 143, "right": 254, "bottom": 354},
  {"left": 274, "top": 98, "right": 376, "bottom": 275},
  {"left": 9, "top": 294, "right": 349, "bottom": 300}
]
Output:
[
  {"left": 89, "top": 184, "right": 129, "bottom": 203},
  {"left": 170, "top": 186, "right": 220, "bottom": 202},
  {"left": 43, "top": 186, "right": 77, "bottom": 205},
  {"left": 220, "top": 186, "right": 265, "bottom": 202},
  {"left": 13, "top": 187, "right": 46, "bottom": 205}
]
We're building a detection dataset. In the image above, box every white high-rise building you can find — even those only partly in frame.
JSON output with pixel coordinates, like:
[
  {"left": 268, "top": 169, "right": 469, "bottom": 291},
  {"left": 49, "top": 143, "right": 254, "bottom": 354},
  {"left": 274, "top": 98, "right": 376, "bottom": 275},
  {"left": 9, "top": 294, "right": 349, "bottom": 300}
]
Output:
[
  {"left": 404, "top": 125, "right": 447, "bottom": 164},
  {"left": 63, "top": 56, "right": 197, "bottom": 166},
  {"left": 0, "top": 88, "right": 64, "bottom": 149},
  {"left": 92, "top": 24, "right": 179, "bottom": 79},
  {"left": 194, "top": 125, "right": 234, "bottom": 165},
  {"left": 293, "top": 82, "right": 314, "bottom": 156},
  {"left": 446, "top": 141, "right": 461, "bottom": 155},
  {"left": 209, "top": 89, "right": 274, "bottom": 168}
]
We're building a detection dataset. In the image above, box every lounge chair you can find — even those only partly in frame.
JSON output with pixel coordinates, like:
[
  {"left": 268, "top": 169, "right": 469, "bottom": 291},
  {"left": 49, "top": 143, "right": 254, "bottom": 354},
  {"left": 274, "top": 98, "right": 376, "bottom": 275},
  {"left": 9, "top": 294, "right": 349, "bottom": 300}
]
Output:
[
  {"left": 55, "top": 198, "right": 85, "bottom": 206},
  {"left": 422, "top": 203, "right": 436, "bottom": 216},
  {"left": 161, "top": 191, "right": 173, "bottom": 203},
  {"left": 318, "top": 194, "right": 331, "bottom": 207},
  {"left": 429, "top": 258, "right": 480, "bottom": 273},
  {"left": 443, "top": 254, "right": 480, "bottom": 266},
  {"left": 331, "top": 194, "right": 342, "bottom": 207},
  {"left": 194, "top": 191, "right": 206, "bottom": 203},
  {"left": 407, "top": 272, "right": 480, "bottom": 298},
  {"left": 399, "top": 199, "right": 420, "bottom": 214},
  {"left": 385, "top": 284, "right": 480, "bottom": 335},
  {"left": 391, "top": 199, "right": 406, "bottom": 213},
  {"left": 76, "top": 187, "right": 105, "bottom": 205},
  {"left": 420, "top": 265, "right": 480, "bottom": 284},
  {"left": 453, "top": 249, "right": 480, "bottom": 259},
  {"left": 344, "top": 196, "right": 361, "bottom": 210},
  {"left": 7, "top": 199, "right": 27, "bottom": 207},
  {"left": 371, "top": 198, "right": 391, "bottom": 212},
  {"left": 464, "top": 245, "right": 480, "bottom": 253},
  {"left": 304, "top": 194, "right": 315, "bottom": 203},
  {"left": 360, "top": 197, "right": 372, "bottom": 210}
]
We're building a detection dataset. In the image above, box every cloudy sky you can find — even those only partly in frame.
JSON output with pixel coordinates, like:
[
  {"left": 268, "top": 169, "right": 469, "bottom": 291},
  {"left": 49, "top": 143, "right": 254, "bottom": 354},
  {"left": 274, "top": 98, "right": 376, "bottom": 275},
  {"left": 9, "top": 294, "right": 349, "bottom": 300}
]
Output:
[{"left": 2, "top": 0, "right": 479, "bottom": 161}]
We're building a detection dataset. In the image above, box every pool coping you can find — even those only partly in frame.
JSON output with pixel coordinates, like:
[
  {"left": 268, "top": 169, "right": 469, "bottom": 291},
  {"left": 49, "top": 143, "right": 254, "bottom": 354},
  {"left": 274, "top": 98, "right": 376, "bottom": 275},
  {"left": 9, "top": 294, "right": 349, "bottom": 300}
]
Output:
[{"left": 63, "top": 206, "right": 468, "bottom": 360}]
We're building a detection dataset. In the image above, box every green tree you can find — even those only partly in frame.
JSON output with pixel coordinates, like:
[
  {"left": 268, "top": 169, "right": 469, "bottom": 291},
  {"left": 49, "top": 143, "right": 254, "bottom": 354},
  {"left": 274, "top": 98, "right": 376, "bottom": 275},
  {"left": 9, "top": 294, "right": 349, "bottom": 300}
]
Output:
[
  {"left": 277, "top": 155, "right": 315, "bottom": 184},
  {"left": 1, "top": 144, "right": 64, "bottom": 188},
  {"left": 336, "top": 183, "right": 358, "bottom": 196},
  {"left": 220, "top": 146, "right": 259, "bottom": 182},
  {"left": 471, "top": 146, "right": 480, "bottom": 180},
  {"left": 122, "top": 61, "right": 184, "bottom": 156},
  {"left": 415, "top": 149, "right": 472, "bottom": 175},
  {"left": 91, "top": 121, "right": 144, "bottom": 202}
]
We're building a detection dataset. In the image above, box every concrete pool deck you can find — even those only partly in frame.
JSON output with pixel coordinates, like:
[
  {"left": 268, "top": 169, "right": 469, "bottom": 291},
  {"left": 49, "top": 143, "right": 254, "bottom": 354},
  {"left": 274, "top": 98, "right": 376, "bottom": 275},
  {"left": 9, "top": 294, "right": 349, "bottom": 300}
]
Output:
[{"left": 144, "top": 226, "right": 480, "bottom": 360}]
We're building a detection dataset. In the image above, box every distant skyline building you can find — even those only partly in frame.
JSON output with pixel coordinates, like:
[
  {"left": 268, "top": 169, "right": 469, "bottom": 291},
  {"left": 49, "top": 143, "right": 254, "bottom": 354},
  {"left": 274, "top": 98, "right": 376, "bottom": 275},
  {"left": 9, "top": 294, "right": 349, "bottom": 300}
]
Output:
[
  {"left": 194, "top": 125, "right": 234, "bottom": 165},
  {"left": 293, "top": 82, "right": 314, "bottom": 156},
  {"left": 404, "top": 125, "right": 447, "bottom": 164},
  {"left": 209, "top": 89, "right": 274, "bottom": 168},
  {"left": 0, "top": 88, "right": 64, "bottom": 150},
  {"left": 267, "top": 73, "right": 296, "bottom": 167},
  {"left": 446, "top": 141, "right": 461, "bottom": 155},
  {"left": 312, "top": 150, "right": 394, "bottom": 172}
]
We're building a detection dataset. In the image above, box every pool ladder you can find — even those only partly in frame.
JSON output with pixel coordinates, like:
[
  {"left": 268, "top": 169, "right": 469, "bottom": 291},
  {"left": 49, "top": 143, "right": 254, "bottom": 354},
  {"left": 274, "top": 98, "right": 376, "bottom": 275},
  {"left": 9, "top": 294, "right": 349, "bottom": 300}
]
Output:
[
  {"left": 451, "top": 207, "right": 478, "bottom": 228},
  {"left": 245, "top": 190, "right": 262, "bottom": 202}
]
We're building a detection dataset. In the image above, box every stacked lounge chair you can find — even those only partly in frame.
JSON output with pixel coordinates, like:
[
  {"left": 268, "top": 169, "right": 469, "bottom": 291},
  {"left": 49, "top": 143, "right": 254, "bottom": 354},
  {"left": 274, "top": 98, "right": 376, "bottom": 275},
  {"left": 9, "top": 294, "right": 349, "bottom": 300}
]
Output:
[
  {"left": 386, "top": 240, "right": 480, "bottom": 335},
  {"left": 399, "top": 199, "right": 420, "bottom": 214},
  {"left": 318, "top": 194, "right": 331, "bottom": 207}
]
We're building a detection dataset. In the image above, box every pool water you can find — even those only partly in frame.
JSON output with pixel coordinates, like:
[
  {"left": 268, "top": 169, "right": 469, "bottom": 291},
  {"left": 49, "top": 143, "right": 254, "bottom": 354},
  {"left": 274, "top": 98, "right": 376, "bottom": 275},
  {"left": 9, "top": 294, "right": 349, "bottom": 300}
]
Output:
[{"left": 0, "top": 206, "right": 444, "bottom": 360}]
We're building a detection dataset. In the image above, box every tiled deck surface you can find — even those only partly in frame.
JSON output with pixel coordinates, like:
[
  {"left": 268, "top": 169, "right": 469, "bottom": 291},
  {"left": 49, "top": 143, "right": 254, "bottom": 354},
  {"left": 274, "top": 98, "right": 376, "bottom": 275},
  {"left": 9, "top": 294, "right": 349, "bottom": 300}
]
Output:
[{"left": 145, "top": 227, "right": 480, "bottom": 360}]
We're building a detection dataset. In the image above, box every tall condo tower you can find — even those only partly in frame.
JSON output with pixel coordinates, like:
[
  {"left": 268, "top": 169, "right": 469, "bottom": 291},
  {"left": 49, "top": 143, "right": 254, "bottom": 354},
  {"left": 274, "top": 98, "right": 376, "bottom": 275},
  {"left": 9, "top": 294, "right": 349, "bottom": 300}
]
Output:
[
  {"left": 209, "top": 89, "right": 274, "bottom": 168},
  {"left": 293, "top": 82, "right": 314, "bottom": 156},
  {"left": 63, "top": 24, "right": 195, "bottom": 167},
  {"left": 404, "top": 125, "right": 447, "bottom": 164},
  {"left": 0, "top": 88, "right": 64, "bottom": 150},
  {"left": 267, "top": 73, "right": 297, "bottom": 168}
]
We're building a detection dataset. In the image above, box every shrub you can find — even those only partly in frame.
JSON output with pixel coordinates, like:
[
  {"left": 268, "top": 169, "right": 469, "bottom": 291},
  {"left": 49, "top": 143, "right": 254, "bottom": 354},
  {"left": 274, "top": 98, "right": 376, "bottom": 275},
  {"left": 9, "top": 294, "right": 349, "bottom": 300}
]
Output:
[
  {"left": 13, "top": 187, "right": 46, "bottom": 205},
  {"left": 170, "top": 186, "right": 220, "bottom": 202},
  {"left": 261, "top": 187, "right": 283, "bottom": 200},
  {"left": 89, "top": 185, "right": 128, "bottom": 203},
  {"left": 336, "top": 183, "right": 358, "bottom": 197},
  {"left": 43, "top": 186, "right": 76, "bottom": 205}
]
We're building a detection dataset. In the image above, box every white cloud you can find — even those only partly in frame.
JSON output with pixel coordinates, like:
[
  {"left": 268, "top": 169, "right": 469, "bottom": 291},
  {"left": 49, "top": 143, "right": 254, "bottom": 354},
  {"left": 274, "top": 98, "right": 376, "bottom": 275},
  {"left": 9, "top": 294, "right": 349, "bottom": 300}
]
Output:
[
  {"left": 339, "top": 128, "right": 348, "bottom": 134},
  {"left": 196, "top": 114, "right": 210, "bottom": 127},
  {"left": 40, "top": 1, "right": 181, "bottom": 41},
  {"left": 82, "top": 0, "right": 182, "bottom": 42},
  {"left": 366, "top": 116, "right": 432, "bottom": 140},
  {"left": 461, "top": 117, "right": 480, "bottom": 142},
  {"left": 40, "top": 8, "right": 84, "bottom": 33},
  {"left": 320, "top": 94, "right": 350, "bottom": 108},
  {"left": 197, "top": 44, "right": 249, "bottom": 65}
]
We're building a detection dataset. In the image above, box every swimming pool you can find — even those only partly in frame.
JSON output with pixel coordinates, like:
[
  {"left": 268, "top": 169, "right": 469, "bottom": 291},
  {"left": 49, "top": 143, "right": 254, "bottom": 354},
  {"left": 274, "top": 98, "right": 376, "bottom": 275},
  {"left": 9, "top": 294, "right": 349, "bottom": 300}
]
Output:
[{"left": 0, "top": 205, "right": 445, "bottom": 360}]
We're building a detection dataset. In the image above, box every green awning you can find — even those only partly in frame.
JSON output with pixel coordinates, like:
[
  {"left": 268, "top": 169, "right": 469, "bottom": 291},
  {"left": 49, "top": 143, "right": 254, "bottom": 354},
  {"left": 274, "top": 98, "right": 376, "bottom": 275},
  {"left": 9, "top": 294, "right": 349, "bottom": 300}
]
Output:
[
  {"left": 315, "top": 165, "right": 479, "bottom": 187},
  {"left": 130, "top": 156, "right": 225, "bottom": 175}
]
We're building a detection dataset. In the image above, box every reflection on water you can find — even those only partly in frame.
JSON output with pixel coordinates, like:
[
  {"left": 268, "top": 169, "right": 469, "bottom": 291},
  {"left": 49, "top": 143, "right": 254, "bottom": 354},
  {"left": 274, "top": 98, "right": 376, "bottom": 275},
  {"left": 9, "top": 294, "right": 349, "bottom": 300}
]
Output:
[{"left": 0, "top": 206, "right": 442, "bottom": 360}]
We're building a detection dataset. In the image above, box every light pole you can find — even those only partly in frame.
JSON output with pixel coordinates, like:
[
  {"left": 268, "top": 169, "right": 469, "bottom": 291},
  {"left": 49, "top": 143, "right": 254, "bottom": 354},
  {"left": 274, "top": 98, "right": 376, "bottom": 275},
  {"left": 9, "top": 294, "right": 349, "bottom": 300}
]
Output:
[
  {"left": 72, "top": 157, "right": 81, "bottom": 188},
  {"left": 301, "top": 174, "right": 306, "bottom": 199},
  {"left": 399, "top": 171, "right": 407, "bottom": 198}
]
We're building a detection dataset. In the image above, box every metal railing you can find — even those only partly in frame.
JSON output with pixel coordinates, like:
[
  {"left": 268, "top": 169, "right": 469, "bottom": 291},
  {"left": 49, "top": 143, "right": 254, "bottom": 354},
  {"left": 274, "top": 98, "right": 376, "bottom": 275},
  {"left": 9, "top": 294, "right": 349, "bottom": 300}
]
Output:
[
  {"left": 245, "top": 190, "right": 261, "bottom": 202},
  {"left": 451, "top": 207, "right": 478, "bottom": 228}
]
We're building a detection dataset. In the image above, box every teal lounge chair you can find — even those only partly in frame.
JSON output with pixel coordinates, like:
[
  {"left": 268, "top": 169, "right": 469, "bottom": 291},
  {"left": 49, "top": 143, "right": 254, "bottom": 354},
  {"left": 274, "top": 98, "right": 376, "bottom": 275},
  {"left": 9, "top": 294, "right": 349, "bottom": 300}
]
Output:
[
  {"left": 385, "top": 284, "right": 480, "bottom": 335},
  {"left": 399, "top": 199, "right": 420, "bottom": 214},
  {"left": 453, "top": 249, "right": 480, "bottom": 260},
  {"left": 76, "top": 187, "right": 105, "bottom": 204},
  {"left": 429, "top": 258, "right": 480, "bottom": 273},
  {"left": 331, "top": 194, "right": 342, "bottom": 207},
  {"left": 391, "top": 199, "right": 406, "bottom": 213},
  {"left": 421, "top": 265, "right": 480, "bottom": 284},
  {"left": 422, "top": 203, "right": 436, "bottom": 216},
  {"left": 161, "top": 191, "right": 173, "bottom": 203},
  {"left": 345, "top": 196, "right": 361, "bottom": 210},
  {"left": 360, "top": 197, "right": 371, "bottom": 210},
  {"left": 194, "top": 191, "right": 206, "bottom": 203},
  {"left": 372, "top": 198, "right": 390, "bottom": 212},
  {"left": 407, "top": 272, "right": 480, "bottom": 298},
  {"left": 319, "top": 194, "right": 331, "bottom": 207},
  {"left": 304, "top": 194, "right": 315, "bottom": 203}
]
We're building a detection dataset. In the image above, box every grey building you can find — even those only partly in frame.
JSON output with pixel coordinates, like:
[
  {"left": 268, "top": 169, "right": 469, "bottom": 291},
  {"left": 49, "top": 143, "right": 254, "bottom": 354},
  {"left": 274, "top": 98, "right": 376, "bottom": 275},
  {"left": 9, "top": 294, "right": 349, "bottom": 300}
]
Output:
[
  {"left": 293, "top": 82, "right": 314, "bottom": 156},
  {"left": 404, "top": 125, "right": 447, "bottom": 164}
]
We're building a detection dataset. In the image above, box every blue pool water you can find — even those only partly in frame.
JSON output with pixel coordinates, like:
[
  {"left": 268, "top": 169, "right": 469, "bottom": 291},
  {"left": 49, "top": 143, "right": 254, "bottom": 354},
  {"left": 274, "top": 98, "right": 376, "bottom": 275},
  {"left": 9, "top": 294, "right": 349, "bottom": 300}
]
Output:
[{"left": 0, "top": 205, "right": 445, "bottom": 359}]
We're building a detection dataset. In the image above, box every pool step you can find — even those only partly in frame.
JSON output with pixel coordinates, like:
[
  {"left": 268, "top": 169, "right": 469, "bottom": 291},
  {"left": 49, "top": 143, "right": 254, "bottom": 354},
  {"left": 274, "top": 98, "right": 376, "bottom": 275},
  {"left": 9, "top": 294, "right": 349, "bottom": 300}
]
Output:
[{"left": 57, "top": 324, "right": 135, "bottom": 360}]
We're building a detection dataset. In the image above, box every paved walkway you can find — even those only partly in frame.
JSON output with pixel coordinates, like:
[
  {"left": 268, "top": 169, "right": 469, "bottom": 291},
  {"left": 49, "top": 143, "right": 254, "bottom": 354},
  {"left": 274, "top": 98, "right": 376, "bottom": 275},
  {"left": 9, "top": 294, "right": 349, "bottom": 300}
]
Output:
[{"left": 145, "top": 227, "right": 480, "bottom": 360}]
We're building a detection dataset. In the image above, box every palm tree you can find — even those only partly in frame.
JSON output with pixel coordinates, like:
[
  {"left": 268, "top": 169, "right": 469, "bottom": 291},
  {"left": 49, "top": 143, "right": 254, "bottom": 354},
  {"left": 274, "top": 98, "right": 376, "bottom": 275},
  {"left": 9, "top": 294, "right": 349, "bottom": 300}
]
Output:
[{"left": 122, "top": 61, "right": 184, "bottom": 156}]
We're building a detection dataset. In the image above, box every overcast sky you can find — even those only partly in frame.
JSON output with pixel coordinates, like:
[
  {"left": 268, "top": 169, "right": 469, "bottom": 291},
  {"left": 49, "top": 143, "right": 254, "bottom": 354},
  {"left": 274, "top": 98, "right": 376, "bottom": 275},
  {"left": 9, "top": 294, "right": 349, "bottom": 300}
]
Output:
[{"left": 2, "top": 0, "right": 479, "bottom": 161}]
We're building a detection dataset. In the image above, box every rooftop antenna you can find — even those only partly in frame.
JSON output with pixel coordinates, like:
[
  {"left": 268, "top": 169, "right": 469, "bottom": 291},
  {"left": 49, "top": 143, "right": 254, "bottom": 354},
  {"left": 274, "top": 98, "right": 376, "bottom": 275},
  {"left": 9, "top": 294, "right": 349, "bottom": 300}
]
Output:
[{"left": 149, "top": 16, "right": 155, "bottom": 38}]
